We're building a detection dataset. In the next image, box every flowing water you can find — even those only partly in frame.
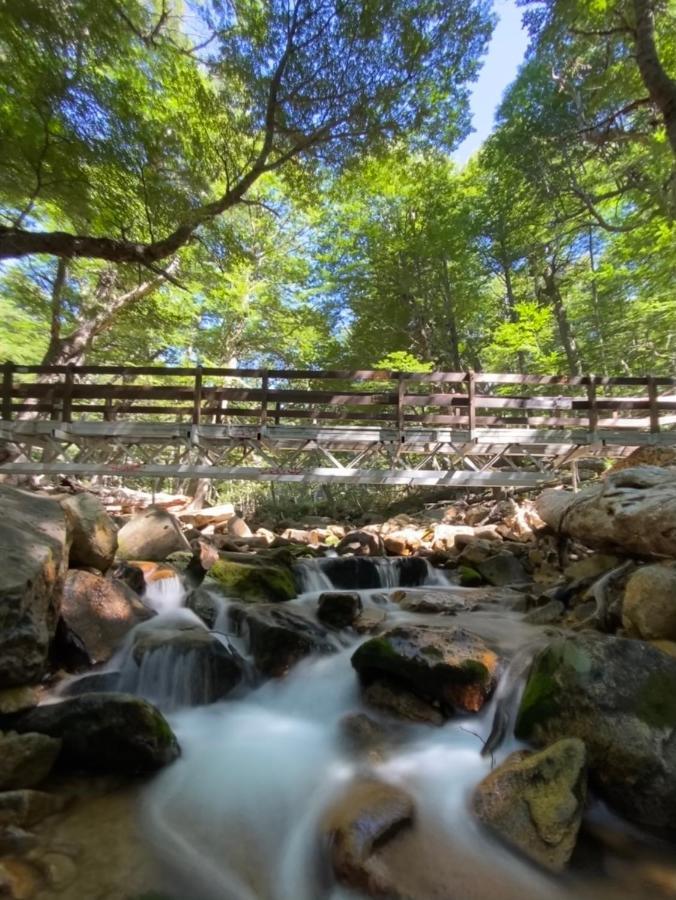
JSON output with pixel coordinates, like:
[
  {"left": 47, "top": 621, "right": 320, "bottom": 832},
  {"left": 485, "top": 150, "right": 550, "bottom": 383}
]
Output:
[{"left": 47, "top": 557, "right": 672, "bottom": 900}]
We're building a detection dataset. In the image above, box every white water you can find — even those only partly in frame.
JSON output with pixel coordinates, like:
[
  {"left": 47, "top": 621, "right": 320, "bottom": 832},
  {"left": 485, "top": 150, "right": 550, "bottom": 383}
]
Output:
[{"left": 143, "top": 572, "right": 186, "bottom": 613}]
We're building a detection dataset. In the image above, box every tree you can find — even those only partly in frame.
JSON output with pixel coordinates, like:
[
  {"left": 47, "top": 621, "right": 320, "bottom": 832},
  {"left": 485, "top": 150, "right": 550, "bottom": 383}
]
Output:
[{"left": 0, "top": 0, "right": 493, "bottom": 267}]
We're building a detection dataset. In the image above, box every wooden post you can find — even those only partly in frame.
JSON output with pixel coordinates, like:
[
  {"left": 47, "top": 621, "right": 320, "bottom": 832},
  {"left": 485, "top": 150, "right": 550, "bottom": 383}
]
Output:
[
  {"left": 397, "top": 373, "right": 406, "bottom": 442},
  {"left": 103, "top": 394, "right": 114, "bottom": 422},
  {"left": 647, "top": 375, "right": 660, "bottom": 435},
  {"left": 2, "top": 361, "right": 14, "bottom": 421},
  {"left": 62, "top": 365, "right": 75, "bottom": 423},
  {"left": 274, "top": 401, "right": 281, "bottom": 425},
  {"left": 260, "top": 369, "right": 269, "bottom": 429},
  {"left": 467, "top": 370, "right": 476, "bottom": 440},
  {"left": 586, "top": 373, "right": 598, "bottom": 441},
  {"left": 192, "top": 366, "right": 203, "bottom": 426}
]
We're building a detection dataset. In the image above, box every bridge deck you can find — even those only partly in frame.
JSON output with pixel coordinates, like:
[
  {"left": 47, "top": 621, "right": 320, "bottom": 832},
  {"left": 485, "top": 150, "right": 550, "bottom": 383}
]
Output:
[{"left": 1, "top": 364, "right": 674, "bottom": 487}]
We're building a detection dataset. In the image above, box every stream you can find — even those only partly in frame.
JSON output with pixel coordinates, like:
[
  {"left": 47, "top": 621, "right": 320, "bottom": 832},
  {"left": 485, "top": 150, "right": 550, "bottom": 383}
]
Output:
[{"left": 47, "top": 558, "right": 673, "bottom": 900}]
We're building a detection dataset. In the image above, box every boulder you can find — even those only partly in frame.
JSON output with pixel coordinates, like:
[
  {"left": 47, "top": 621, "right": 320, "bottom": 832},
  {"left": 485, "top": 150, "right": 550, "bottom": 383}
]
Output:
[
  {"left": 339, "top": 713, "right": 403, "bottom": 761},
  {"left": 225, "top": 514, "right": 252, "bottom": 538},
  {"left": 60, "top": 570, "right": 153, "bottom": 666},
  {"left": 111, "top": 561, "right": 146, "bottom": 595},
  {"left": 336, "top": 531, "right": 385, "bottom": 557},
  {"left": 515, "top": 633, "right": 676, "bottom": 829},
  {"left": 622, "top": 563, "right": 676, "bottom": 640},
  {"left": 208, "top": 558, "right": 295, "bottom": 603},
  {"left": 535, "top": 467, "right": 676, "bottom": 558},
  {"left": 131, "top": 625, "right": 243, "bottom": 704},
  {"left": 476, "top": 552, "right": 530, "bottom": 586},
  {"left": 0, "top": 791, "right": 67, "bottom": 828},
  {"left": 351, "top": 625, "right": 499, "bottom": 716},
  {"left": 0, "top": 732, "right": 61, "bottom": 790},
  {"left": 317, "top": 592, "right": 363, "bottom": 628},
  {"left": 59, "top": 492, "right": 118, "bottom": 572},
  {"left": 0, "top": 485, "right": 69, "bottom": 687},
  {"left": 523, "top": 599, "right": 565, "bottom": 625},
  {"left": 392, "top": 586, "right": 522, "bottom": 615},
  {"left": 13, "top": 693, "right": 180, "bottom": 774},
  {"left": 383, "top": 528, "right": 422, "bottom": 556},
  {"left": 362, "top": 678, "right": 444, "bottom": 725},
  {"left": 431, "top": 524, "right": 476, "bottom": 552},
  {"left": 228, "top": 604, "right": 335, "bottom": 677},
  {"left": 473, "top": 738, "right": 587, "bottom": 872},
  {"left": 0, "top": 689, "right": 39, "bottom": 717},
  {"left": 116, "top": 507, "right": 191, "bottom": 561},
  {"left": 321, "top": 778, "right": 414, "bottom": 895}
]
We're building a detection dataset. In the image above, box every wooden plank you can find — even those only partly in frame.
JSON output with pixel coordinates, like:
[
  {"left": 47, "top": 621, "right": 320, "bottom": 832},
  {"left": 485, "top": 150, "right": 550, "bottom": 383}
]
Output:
[
  {"left": 647, "top": 376, "right": 660, "bottom": 434},
  {"left": 0, "top": 459, "right": 555, "bottom": 487},
  {"left": 2, "top": 362, "right": 14, "bottom": 421},
  {"left": 192, "top": 367, "right": 203, "bottom": 426}
]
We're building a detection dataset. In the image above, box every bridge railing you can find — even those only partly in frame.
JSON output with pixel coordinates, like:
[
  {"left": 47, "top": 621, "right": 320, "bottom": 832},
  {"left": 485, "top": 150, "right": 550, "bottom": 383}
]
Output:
[{"left": 2, "top": 363, "right": 676, "bottom": 440}]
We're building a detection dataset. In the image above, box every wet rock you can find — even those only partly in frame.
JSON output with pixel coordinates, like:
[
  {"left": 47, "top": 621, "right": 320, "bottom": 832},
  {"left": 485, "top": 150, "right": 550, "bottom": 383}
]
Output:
[
  {"left": 0, "top": 791, "right": 67, "bottom": 828},
  {"left": 336, "top": 531, "right": 386, "bottom": 557},
  {"left": 0, "top": 733, "right": 61, "bottom": 790},
  {"left": 209, "top": 558, "right": 296, "bottom": 603},
  {"left": 229, "top": 604, "right": 335, "bottom": 677},
  {"left": 515, "top": 632, "right": 676, "bottom": 829},
  {"left": 622, "top": 563, "right": 676, "bottom": 640},
  {"left": 111, "top": 561, "right": 146, "bottom": 596},
  {"left": 319, "top": 556, "right": 428, "bottom": 590},
  {"left": 0, "top": 485, "right": 69, "bottom": 687},
  {"left": 116, "top": 507, "right": 191, "bottom": 561},
  {"left": 60, "top": 569, "right": 153, "bottom": 666},
  {"left": 393, "top": 586, "right": 520, "bottom": 615},
  {"left": 13, "top": 694, "right": 180, "bottom": 774},
  {"left": 186, "top": 581, "right": 222, "bottom": 628},
  {"left": 317, "top": 592, "right": 363, "bottom": 628},
  {"left": 476, "top": 552, "right": 530, "bottom": 586},
  {"left": 353, "top": 608, "right": 388, "bottom": 635},
  {"left": 523, "top": 599, "right": 565, "bottom": 625},
  {"left": 60, "top": 671, "right": 121, "bottom": 697},
  {"left": 131, "top": 625, "right": 243, "bottom": 704},
  {"left": 0, "top": 825, "right": 37, "bottom": 855},
  {"left": 0, "top": 689, "right": 39, "bottom": 717},
  {"left": 59, "top": 492, "right": 118, "bottom": 572},
  {"left": 321, "top": 778, "right": 415, "bottom": 895},
  {"left": 352, "top": 625, "right": 499, "bottom": 715},
  {"left": 458, "top": 566, "right": 483, "bottom": 587},
  {"left": 339, "top": 713, "right": 403, "bottom": 760},
  {"left": 535, "top": 467, "right": 676, "bottom": 558},
  {"left": 362, "top": 678, "right": 443, "bottom": 725},
  {"left": 473, "top": 738, "right": 587, "bottom": 872}
]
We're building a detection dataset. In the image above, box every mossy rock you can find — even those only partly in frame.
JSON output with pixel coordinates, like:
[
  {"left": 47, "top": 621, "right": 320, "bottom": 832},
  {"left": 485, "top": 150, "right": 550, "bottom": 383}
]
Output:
[
  {"left": 209, "top": 558, "right": 296, "bottom": 603},
  {"left": 351, "top": 625, "right": 499, "bottom": 716},
  {"left": 516, "top": 633, "right": 676, "bottom": 830},
  {"left": 458, "top": 565, "right": 484, "bottom": 587}
]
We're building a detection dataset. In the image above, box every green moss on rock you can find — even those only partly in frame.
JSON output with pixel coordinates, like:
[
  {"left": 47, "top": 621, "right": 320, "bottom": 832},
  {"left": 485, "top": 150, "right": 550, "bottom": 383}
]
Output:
[
  {"left": 209, "top": 559, "right": 296, "bottom": 603},
  {"left": 458, "top": 566, "right": 483, "bottom": 587}
]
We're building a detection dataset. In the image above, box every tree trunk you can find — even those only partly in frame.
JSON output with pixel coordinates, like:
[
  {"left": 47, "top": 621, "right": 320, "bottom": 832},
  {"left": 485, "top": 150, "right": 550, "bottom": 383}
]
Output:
[
  {"left": 439, "top": 258, "right": 462, "bottom": 370},
  {"left": 542, "top": 269, "right": 583, "bottom": 375},
  {"left": 632, "top": 0, "right": 676, "bottom": 159}
]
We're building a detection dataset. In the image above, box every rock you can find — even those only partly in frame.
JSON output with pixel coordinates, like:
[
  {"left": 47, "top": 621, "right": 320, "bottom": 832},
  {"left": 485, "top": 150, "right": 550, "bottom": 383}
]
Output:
[
  {"left": 515, "top": 632, "right": 676, "bottom": 829},
  {"left": 208, "top": 558, "right": 295, "bottom": 603},
  {"left": 0, "top": 733, "right": 61, "bottom": 791},
  {"left": 226, "top": 515, "right": 252, "bottom": 538},
  {"left": 383, "top": 528, "right": 422, "bottom": 556},
  {"left": 393, "top": 586, "right": 520, "bottom": 615},
  {"left": 111, "top": 561, "right": 146, "bottom": 595},
  {"left": 0, "top": 856, "right": 39, "bottom": 898},
  {"left": 131, "top": 625, "right": 243, "bottom": 704},
  {"left": 116, "top": 507, "right": 191, "bottom": 561},
  {"left": 457, "top": 539, "right": 497, "bottom": 566},
  {"left": 319, "top": 556, "right": 428, "bottom": 590},
  {"left": 352, "top": 625, "right": 499, "bottom": 716},
  {"left": 0, "top": 485, "right": 69, "bottom": 687},
  {"left": 60, "top": 570, "right": 153, "bottom": 666},
  {"left": 339, "top": 713, "right": 403, "bottom": 760},
  {"left": 177, "top": 503, "right": 235, "bottom": 529},
  {"left": 0, "top": 791, "right": 67, "bottom": 828},
  {"left": 476, "top": 552, "right": 530, "bottom": 586},
  {"left": 0, "top": 689, "right": 39, "bottom": 716},
  {"left": 60, "top": 671, "right": 121, "bottom": 697},
  {"left": 523, "top": 599, "right": 565, "bottom": 625},
  {"left": 473, "top": 738, "right": 587, "bottom": 872},
  {"left": 622, "top": 563, "right": 676, "bottom": 640},
  {"left": 563, "top": 554, "right": 622, "bottom": 582},
  {"left": 13, "top": 694, "right": 180, "bottom": 774},
  {"left": 362, "top": 678, "right": 443, "bottom": 725},
  {"left": 228, "top": 604, "right": 335, "bottom": 677},
  {"left": 431, "top": 524, "right": 476, "bottom": 552},
  {"left": 321, "top": 778, "right": 415, "bottom": 895},
  {"left": 535, "top": 467, "right": 676, "bottom": 558},
  {"left": 458, "top": 566, "right": 483, "bottom": 587},
  {"left": 336, "top": 531, "right": 385, "bottom": 557},
  {"left": 59, "top": 493, "right": 118, "bottom": 572},
  {"left": 186, "top": 581, "right": 223, "bottom": 628},
  {"left": 317, "top": 592, "right": 363, "bottom": 628},
  {"left": 353, "top": 608, "right": 388, "bottom": 635}
]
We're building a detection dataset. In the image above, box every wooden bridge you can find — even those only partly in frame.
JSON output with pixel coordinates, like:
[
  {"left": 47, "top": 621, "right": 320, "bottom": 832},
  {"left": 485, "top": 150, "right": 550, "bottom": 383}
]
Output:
[{"left": 1, "top": 364, "right": 675, "bottom": 488}]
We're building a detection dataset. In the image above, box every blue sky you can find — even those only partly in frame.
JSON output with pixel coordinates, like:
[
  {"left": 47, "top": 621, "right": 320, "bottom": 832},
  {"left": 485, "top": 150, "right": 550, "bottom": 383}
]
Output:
[{"left": 453, "top": 0, "right": 530, "bottom": 165}]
